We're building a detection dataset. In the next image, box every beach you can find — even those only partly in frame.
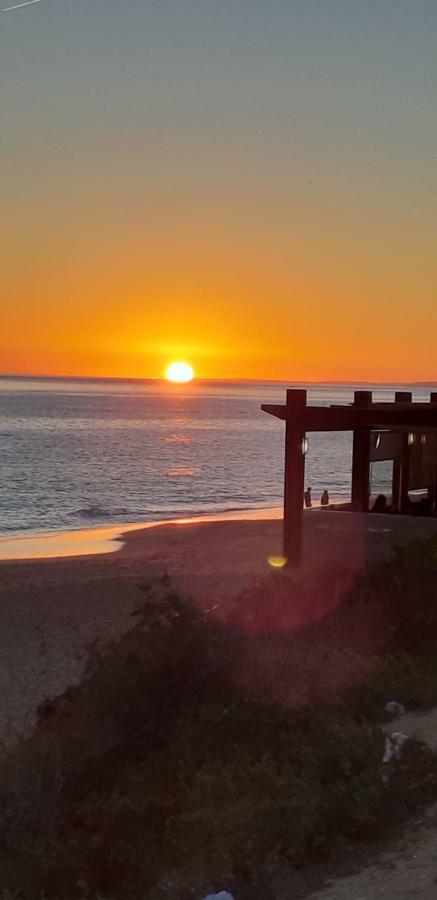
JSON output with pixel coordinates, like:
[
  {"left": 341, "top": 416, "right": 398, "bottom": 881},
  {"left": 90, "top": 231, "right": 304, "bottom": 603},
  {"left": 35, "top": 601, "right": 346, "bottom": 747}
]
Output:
[{"left": 2, "top": 509, "right": 437, "bottom": 752}]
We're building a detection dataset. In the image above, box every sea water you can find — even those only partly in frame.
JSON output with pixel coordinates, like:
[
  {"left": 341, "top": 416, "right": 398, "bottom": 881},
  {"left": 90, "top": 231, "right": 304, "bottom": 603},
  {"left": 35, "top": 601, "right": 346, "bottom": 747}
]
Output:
[{"left": 0, "top": 376, "right": 430, "bottom": 536}]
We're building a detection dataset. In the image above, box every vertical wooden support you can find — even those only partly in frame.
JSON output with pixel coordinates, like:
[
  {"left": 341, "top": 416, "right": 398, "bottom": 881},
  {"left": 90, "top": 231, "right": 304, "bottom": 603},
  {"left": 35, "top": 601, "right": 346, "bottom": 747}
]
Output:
[
  {"left": 351, "top": 391, "right": 372, "bottom": 511},
  {"left": 392, "top": 391, "right": 412, "bottom": 512},
  {"left": 283, "top": 389, "right": 307, "bottom": 567},
  {"left": 428, "top": 394, "right": 437, "bottom": 512}
]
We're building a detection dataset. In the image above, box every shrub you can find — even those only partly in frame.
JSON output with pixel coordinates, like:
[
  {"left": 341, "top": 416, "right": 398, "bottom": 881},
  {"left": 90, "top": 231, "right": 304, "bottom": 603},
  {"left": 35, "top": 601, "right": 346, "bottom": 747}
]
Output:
[
  {"left": 344, "top": 645, "right": 437, "bottom": 721},
  {"left": 1, "top": 579, "right": 437, "bottom": 898},
  {"left": 392, "top": 533, "right": 437, "bottom": 566},
  {"left": 166, "top": 702, "right": 437, "bottom": 891}
]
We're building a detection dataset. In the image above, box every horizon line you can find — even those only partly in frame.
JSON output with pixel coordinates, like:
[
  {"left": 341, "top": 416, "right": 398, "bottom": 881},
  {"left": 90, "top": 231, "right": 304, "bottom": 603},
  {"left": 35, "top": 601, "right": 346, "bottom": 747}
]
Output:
[{"left": 1, "top": 371, "right": 437, "bottom": 388}]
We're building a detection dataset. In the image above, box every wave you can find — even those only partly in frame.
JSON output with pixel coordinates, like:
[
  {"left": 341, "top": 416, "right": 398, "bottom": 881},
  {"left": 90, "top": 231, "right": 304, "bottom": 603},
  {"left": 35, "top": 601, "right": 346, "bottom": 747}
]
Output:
[
  {"left": 72, "top": 499, "right": 280, "bottom": 523},
  {"left": 73, "top": 505, "right": 147, "bottom": 520}
]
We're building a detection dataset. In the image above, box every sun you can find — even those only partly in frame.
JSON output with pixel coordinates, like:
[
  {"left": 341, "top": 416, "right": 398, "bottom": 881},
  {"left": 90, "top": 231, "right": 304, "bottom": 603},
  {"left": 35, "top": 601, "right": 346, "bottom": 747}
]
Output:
[{"left": 165, "top": 361, "right": 195, "bottom": 383}]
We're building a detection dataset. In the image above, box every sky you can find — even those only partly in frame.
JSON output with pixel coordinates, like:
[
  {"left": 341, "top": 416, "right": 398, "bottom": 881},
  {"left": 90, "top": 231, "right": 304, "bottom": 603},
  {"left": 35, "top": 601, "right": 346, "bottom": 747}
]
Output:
[{"left": 1, "top": 0, "right": 437, "bottom": 382}]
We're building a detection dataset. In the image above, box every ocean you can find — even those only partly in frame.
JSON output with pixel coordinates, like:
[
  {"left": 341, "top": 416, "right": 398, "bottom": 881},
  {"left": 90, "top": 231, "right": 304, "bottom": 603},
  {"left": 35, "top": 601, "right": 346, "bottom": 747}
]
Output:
[{"left": 0, "top": 377, "right": 431, "bottom": 536}]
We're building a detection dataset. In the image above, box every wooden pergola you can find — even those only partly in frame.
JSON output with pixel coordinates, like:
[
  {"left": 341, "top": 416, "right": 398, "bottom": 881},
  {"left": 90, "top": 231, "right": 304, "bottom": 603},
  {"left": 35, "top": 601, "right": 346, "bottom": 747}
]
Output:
[{"left": 262, "top": 389, "right": 437, "bottom": 566}]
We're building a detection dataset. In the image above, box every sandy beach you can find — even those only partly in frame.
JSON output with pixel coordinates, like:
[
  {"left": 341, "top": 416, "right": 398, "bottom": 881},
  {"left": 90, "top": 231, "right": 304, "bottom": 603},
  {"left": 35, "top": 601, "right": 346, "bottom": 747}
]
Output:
[{"left": 1, "top": 509, "right": 437, "bottom": 752}]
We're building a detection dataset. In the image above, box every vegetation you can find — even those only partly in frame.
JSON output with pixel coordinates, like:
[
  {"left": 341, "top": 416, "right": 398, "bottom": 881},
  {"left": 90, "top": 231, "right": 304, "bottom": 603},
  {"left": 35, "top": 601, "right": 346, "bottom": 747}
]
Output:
[
  {"left": 392, "top": 531, "right": 437, "bottom": 565},
  {"left": 344, "top": 647, "right": 437, "bottom": 722},
  {"left": 2, "top": 540, "right": 437, "bottom": 899}
]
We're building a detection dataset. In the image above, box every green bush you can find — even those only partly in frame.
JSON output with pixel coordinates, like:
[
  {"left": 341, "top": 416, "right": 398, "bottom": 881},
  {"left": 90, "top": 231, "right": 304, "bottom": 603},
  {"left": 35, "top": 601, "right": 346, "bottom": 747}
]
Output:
[
  {"left": 1, "top": 581, "right": 437, "bottom": 898},
  {"left": 392, "top": 533, "right": 437, "bottom": 565},
  {"left": 169, "top": 752, "right": 322, "bottom": 879},
  {"left": 166, "top": 703, "right": 437, "bottom": 890},
  {"left": 344, "top": 645, "right": 437, "bottom": 721}
]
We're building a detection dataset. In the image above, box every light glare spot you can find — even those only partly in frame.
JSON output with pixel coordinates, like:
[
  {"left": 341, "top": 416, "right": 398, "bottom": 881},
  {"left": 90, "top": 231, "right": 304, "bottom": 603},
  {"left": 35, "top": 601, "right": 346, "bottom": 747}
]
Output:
[
  {"left": 165, "top": 361, "right": 194, "bottom": 383},
  {"left": 267, "top": 555, "right": 288, "bottom": 569}
]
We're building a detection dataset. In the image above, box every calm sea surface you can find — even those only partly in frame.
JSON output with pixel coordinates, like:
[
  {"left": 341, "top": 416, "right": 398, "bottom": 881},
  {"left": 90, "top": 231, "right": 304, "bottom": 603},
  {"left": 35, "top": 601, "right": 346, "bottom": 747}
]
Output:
[{"left": 0, "top": 377, "right": 432, "bottom": 536}]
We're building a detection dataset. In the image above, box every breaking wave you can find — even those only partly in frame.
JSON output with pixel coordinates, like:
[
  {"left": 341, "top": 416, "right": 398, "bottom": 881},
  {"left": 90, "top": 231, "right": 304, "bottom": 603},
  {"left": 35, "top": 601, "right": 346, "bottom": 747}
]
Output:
[{"left": 74, "top": 505, "right": 147, "bottom": 520}]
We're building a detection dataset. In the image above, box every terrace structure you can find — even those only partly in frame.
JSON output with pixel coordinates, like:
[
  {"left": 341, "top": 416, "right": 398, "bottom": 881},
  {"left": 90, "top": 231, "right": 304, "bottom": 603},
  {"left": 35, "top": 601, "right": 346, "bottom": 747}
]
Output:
[{"left": 262, "top": 389, "right": 437, "bottom": 566}]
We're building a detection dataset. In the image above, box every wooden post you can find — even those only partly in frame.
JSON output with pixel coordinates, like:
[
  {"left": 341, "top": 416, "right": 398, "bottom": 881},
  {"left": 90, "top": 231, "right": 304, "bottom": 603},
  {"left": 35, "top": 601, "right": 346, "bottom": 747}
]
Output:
[
  {"left": 351, "top": 391, "right": 372, "bottom": 511},
  {"left": 392, "top": 391, "right": 412, "bottom": 512},
  {"left": 430, "top": 395, "right": 437, "bottom": 512},
  {"left": 283, "top": 389, "right": 307, "bottom": 567}
]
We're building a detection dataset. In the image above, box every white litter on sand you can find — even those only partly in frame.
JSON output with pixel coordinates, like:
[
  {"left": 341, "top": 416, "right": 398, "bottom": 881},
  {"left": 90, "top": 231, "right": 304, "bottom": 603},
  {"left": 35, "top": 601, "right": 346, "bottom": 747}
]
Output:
[
  {"left": 384, "top": 701, "right": 406, "bottom": 718},
  {"left": 383, "top": 732, "right": 409, "bottom": 763},
  {"left": 204, "top": 893, "right": 235, "bottom": 900}
]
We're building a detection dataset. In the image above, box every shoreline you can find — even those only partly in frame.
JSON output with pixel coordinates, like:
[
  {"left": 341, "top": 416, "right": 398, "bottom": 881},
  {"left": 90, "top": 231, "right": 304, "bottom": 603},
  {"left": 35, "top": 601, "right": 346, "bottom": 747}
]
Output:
[
  {"left": 0, "top": 505, "right": 283, "bottom": 562},
  {"left": 0, "top": 492, "right": 422, "bottom": 562}
]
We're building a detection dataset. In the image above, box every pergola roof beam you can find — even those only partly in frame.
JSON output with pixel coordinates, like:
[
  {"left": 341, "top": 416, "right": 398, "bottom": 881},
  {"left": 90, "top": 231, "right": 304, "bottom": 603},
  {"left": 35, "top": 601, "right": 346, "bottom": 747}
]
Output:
[{"left": 261, "top": 404, "right": 437, "bottom": 431}]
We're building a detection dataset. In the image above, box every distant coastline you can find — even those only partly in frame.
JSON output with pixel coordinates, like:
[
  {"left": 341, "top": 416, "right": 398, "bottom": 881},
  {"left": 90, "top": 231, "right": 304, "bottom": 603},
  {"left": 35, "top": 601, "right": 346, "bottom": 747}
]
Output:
[{"left": 1, "top": 373, "right": 437, "bottom": 388}]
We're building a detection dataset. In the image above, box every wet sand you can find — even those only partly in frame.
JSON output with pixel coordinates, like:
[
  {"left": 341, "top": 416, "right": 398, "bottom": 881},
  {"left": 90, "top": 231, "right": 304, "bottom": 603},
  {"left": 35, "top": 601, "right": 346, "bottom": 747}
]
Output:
[{"left": 0, "top": 505, "right": 283, "bottom": 560}]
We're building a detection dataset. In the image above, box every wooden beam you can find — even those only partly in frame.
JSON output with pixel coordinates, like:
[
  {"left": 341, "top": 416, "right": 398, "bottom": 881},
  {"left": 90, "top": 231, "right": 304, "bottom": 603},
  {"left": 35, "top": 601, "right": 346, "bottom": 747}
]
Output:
[
  {"left": 261, "top": 403, "right": 289, "bottom": 420},
  {"left": 262, "top": 404, "right": 437, "bottom": 431},
  {"left": 283, "top": 389, "right": 306, "bottom": 567}
]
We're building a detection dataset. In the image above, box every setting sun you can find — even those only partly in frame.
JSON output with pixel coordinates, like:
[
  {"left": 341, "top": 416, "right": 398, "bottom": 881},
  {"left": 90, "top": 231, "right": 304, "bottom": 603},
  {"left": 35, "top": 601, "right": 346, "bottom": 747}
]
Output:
[{"left": 165, "top": 361, "right": 195, "bottom": 384}]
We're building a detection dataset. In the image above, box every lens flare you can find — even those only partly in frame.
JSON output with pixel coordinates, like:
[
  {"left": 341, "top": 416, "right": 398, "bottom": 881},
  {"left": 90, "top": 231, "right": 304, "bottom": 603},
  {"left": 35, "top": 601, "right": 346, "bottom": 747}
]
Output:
[{"left": 267, "top": 555, "right": 288, "bottom": 569}]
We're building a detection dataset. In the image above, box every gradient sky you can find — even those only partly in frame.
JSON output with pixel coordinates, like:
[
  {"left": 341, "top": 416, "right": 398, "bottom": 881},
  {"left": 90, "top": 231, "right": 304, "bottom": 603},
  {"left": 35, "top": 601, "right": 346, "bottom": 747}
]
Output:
[{"left": 1, "top": 0, "right": 437, "bottom": 381}]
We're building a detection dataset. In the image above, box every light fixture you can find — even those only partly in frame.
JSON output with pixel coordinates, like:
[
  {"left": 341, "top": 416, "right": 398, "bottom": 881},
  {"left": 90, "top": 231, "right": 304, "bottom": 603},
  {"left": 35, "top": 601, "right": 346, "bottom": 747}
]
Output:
[
  {"left": 421, "top": 434, "right": 427, "bottom": 446},
  {"left": 301, "top": 436, "right": 309, "bottom": 455},
  {"left": 408, "top": 433, "right": 416, "bottom": 446}
]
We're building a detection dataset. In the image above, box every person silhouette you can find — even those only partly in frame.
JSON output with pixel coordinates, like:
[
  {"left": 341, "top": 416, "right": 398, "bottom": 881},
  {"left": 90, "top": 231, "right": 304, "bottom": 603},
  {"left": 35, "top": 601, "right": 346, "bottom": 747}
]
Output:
[
  {"left": 304, "top": 486, "right": 312, "bottom": 508},
  {"left": 321, "top": 489, "right": 329, "bottom": 507},
  {"left": 372, "top": 494, "right": 388, "bottom": 513}
]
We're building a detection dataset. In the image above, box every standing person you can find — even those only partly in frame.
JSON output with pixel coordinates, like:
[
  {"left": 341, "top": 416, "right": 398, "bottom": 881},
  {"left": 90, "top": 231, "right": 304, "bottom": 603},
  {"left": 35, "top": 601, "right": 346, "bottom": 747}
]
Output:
[
  {"left": 321, "top": 489, "right": 329, "bottom": 507},
  {"left": 304, "top": 486, "right": 312, "bottom": 508}
]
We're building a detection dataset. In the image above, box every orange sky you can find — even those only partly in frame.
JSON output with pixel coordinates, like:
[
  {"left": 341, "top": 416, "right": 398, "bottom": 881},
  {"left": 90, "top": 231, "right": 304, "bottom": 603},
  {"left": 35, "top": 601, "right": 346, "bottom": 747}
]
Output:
[
  {"left": 2, "top": 2, "right": 437, "bottom": 383},
  {"left": 3, "top": 195, "right": 436, "bottom": 382}
]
